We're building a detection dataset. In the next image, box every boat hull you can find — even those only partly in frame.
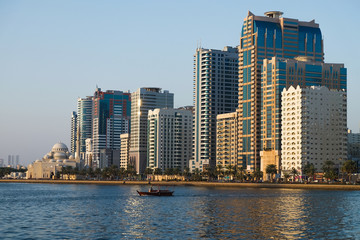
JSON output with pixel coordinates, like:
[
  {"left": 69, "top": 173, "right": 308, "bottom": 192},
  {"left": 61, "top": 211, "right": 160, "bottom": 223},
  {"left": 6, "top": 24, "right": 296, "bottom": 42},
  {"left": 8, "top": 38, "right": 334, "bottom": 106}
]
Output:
[{"left": 137, "top": 190, "right": 174, "bottom": 196}]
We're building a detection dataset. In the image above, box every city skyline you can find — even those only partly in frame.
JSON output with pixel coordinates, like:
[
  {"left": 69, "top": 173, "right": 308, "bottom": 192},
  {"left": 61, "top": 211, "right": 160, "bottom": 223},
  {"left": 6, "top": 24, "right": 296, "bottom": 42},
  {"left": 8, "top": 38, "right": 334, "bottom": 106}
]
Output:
[{"left": 1, "top": 0, "right": 360, "bottom": 165}]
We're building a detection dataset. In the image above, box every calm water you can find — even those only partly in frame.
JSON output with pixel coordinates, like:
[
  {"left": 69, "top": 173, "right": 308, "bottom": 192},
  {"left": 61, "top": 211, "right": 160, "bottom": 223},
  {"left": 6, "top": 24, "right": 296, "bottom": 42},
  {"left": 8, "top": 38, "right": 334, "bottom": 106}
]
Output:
[{"left": 0, "top": 183, "right": 360, "bottom": 239}]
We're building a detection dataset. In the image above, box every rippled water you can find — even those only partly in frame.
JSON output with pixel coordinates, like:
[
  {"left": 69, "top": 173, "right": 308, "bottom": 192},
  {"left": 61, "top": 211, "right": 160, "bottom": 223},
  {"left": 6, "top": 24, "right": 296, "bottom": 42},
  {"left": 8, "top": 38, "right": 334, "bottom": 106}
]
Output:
[{"left": 0, "top": 183, "right": 360, "bottom": 239}]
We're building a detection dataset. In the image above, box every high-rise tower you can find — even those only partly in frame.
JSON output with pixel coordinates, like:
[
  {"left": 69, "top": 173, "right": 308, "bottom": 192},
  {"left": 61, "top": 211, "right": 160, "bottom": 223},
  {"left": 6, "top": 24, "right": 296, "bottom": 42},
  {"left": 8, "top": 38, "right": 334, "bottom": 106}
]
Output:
[
  {"left": 77, "top": 96, "right": 93, "bottom": 160},
  {"left": 237, "top": 11, "right": 324, "bottom": 171},
  {"left": 70, "top": 111, "right": 77, "bottom": 154},
  {"left": 129, "top": 88, "right": 174, "bottom": 174},
  {"left": 92, "top": 88, "right": 131, "bottom": 167},
  {"left": 191, "top": 46, "right": 239, "bottom": 172}
]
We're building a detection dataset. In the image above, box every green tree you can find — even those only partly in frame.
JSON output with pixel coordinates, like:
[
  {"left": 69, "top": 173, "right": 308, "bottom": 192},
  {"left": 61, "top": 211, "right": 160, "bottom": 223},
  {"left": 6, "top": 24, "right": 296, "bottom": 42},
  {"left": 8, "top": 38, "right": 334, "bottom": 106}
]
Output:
[
  {"left": 94, "top": 168, "right": 102, "bottom": 180},
  {"left": 225, "top": 164, "right": 235, "bottom": 180},
  {"left": 252, "top": 168, "right": 263, "bottom": 182},
  {"left": 322, "top": 160, "right": 337, "bottom": 182},
  {"left": 303, "top": 162, "right": 316, "bottom": 182},
  {"left": 144, "top": 167, "right": 153, "bottom": 176},
  {"left": 216, "top": 165, "right": 223, "bottom": 180},
  {"left": 341, "top": 160, "right": 357, "bottom": 183},
  {"left": 183, "top": 167, "right": 190, "bottom": 180},
  {"left": 265, "top": 164, "right": 277, "bottom": 182},
  {"left": 192, "top": 168, "right": 202, "bottom": 181},
  {"left": 291, "top": 167, "right": 298, "bottom": 182},
  {"left": 283, "top": 173, "right": 290, "bottom": 183},
  {"left": 154, "top": 168, "right": 162, "bottom": 175},
  {"left": 236, "top": 167, "right": 246, "bottom": 182},
  {"left": 164, "top": 168, "right": 174, "bottom": 176}
]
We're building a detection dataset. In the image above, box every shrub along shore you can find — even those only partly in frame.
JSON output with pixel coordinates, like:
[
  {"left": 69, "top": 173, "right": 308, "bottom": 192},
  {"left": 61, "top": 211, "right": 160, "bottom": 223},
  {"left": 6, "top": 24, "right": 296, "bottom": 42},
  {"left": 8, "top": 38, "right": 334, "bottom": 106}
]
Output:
[{"left": 1, "top": 179, "right": 360, "bottom": 190}]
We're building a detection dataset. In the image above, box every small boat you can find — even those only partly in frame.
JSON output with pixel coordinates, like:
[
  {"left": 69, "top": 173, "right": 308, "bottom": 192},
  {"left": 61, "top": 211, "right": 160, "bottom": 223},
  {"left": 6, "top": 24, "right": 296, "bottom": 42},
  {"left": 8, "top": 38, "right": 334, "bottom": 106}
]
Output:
[{"left": 137, "top": 186, "right": 174, "bottom": 196}]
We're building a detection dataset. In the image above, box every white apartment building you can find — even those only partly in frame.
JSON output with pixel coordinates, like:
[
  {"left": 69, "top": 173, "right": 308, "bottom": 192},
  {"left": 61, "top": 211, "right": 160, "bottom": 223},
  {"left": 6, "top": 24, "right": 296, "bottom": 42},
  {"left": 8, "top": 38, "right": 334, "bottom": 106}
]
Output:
[
  {"left": 147, "top": 108, "right": 192, "bottom": 172},
  {"left": 281, "top": 86, "right": 347, "bottom": 176},
  {"left": 120, "top": 133, "right": 130, "bottom": 169},
  {"left": 192, "top": 46, "right": 239, "bottom": 172},
  {"left": 129, "top": 88, "right": 174, "bottom": 174},
  {"left": 85, "top": 138, "right": 93, "bottom": 167}
]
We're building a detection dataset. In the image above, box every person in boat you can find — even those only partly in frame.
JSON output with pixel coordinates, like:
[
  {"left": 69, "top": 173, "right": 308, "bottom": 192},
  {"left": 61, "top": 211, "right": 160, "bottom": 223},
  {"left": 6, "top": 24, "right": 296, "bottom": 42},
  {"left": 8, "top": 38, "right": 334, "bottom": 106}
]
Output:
[{"left": 149, "top": 187, "right": 153, "bottom": 192}]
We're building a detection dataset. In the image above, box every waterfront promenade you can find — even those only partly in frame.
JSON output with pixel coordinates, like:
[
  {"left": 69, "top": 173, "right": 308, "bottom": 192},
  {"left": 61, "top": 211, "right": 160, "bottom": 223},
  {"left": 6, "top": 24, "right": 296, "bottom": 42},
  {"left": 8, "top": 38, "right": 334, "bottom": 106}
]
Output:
[{"left": 1, "top": 179, "right": 360, "bottom": 190}]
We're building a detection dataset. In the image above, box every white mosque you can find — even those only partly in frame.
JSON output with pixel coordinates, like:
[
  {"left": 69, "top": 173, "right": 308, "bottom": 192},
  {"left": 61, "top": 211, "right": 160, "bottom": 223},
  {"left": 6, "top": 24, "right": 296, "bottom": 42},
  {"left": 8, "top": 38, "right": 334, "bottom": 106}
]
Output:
[{"left": 26, "top": 142, "right": 81, "bottom": 179}]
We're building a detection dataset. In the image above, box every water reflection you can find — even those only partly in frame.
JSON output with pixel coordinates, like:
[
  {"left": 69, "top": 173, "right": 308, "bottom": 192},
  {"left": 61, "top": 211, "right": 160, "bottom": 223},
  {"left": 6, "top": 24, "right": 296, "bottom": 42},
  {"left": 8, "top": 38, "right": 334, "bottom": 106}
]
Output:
[{"left": 0, "top": 183, "right": 360, "bottom": 239}]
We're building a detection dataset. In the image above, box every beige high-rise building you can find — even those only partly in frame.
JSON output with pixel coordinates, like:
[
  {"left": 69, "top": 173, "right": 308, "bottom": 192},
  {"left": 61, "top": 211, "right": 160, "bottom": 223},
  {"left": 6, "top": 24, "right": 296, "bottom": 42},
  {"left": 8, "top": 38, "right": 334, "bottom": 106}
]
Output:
[
  {"left": 120, "top": 133, "right": 130, "bottom": 169},
  {"left": 281, "top": 86, "right": 347, "bottom": 176},
  {"left": 129, "top": 88, "right": 174, "bottom": 174},
  {"left": 216, "top": 112, "right": 238, "bottom": 168}
]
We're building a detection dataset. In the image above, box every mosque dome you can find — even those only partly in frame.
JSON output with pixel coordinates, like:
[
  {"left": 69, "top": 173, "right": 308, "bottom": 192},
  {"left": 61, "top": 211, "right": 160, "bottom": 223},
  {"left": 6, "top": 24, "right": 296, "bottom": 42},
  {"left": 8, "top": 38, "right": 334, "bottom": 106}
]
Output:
[
  {"left": 54, "top": 152, "right": 66, "bottom": 159},
  {"left": 51, "top": 142, "right": 69, "bottom": 153}
]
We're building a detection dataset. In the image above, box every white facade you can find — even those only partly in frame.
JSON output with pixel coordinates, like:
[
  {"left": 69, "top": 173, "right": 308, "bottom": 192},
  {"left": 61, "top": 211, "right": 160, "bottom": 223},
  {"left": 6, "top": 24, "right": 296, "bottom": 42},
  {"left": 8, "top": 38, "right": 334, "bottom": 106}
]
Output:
[
  {"left": 281, "top": 86, "right": 347, "bottom": 175},
  {"left": 120, "top": 133, "right": 130, "bottom": 169},
  {"left": 129, "top": 88, "right": 174, "bottom": 174},
  {"left": 26, "top": 143, "right": 78, "bottom": 179},
  {"left": 147, "top": 108, "right": 192, "bottom": 172},
  {"left": 85, "top": 138, "right": 93, "bottom": 167},
  {"left": 192, "top": 46, "right": 239, "bottom": 172}
]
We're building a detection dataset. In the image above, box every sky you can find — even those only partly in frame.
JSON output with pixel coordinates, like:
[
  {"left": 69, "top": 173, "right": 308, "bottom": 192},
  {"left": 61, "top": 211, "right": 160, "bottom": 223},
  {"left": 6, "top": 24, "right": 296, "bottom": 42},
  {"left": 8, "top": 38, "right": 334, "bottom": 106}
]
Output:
[{"left": 1, "top": 0, "right": 359, "bottom": 165}]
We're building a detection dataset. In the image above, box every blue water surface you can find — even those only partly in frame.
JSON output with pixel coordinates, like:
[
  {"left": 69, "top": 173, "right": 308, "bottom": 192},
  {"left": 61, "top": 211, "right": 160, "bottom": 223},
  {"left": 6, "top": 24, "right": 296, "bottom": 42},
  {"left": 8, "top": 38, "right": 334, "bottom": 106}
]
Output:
[{"left": 0, "top": 183, "right": 359, "bottom": 239}]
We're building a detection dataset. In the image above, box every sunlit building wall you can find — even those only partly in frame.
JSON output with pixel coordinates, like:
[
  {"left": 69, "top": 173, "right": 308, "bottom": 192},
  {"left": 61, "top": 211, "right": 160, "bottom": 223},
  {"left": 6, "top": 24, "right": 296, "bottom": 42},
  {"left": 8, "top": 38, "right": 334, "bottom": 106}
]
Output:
[
  {"left": 191, "top": 46, "right": 239, "bottom": 172},
  {"left": 281, "top": 86, "right": 347, "bottom": 175},
  {"left": 237, "top": 11, "right": 324, "bottom": 171},
  {"left": 129, "top": 88, "right": 174, "bottom": 174}
]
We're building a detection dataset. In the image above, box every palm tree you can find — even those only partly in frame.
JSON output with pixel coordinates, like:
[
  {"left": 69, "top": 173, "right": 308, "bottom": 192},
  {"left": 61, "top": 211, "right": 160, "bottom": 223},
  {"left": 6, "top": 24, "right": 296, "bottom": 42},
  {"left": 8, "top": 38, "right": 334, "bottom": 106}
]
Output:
[
  {"left": 216, "top": 165, "right": 223, "bottom": 180},
  {"left": 303, "top": 162, "right": 316, "bottom": 182},
  {"left": 283, "top": 173, "right": 290, "bottom": 183},
  {"left": 341, "top": 160, "right": 357, "bottom": 183},
  {"left": 94, "top": 168, "right": 102, "bottom": 180},
  {"left": 164, "top": 168, "right": 174, "bottom": 176},
  {"left": 236, "top": 167, "right": 246, "bottom": 182},
  {"left": 252, "top": 168, "right": 263, "bottom": 182},
  {"left": 144, "top": 167, "right": 153, "bottom": 176},
  {"left": 322, "top": 160, "right": 336, "bottom": 182},
  {"left": 192, "top": 168, "right": 202, "bottom": 181},
  {"left": 154, "top": 168, "right": 162, "bottom": 175},
  {"left": 291, "top": 167, "right": 298, "bottom": 182},
  {"left": 265, "top": 164, "right": 277, "bottom": 182},
  {"left": 183, "top": 167, "right": 190, "bottom": 180},
  {"left": 225, "top": 165, "right": 235, "bottom": 180}
]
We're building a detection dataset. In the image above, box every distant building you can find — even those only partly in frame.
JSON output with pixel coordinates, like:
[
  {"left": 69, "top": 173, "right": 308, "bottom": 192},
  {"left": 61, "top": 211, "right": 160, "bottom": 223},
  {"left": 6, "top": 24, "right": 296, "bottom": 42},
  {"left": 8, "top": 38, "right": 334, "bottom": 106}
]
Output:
[
  {"left": 129, "top": 87, "right": 174, "bottom": 174},
  {"left": 348, "top": 130, "right": 360, "bottom": 168},
  {"left": 281, "top": 86, "right": 347, "bottom": 176},
  {"left": 70, "top": 111, "right": 78, "bottom": 154},
  {"left": 147, "top": 108, "right": 192, "bottom": 172},
  {"left": 192, "top": 46, "right": 239, "bottom": 172},
  {"left": 85, "top": 138, "right": 93, "bottom": 167},
  {"left": 120, "top": 133, "right": 130, "bottom": 169},
  {"left": 92, "top": 88, "right": 131, "bottom": 168},
  {"left": 26, "top": 143, "right": 79, "bottom": 179},
  {"left": 77, "top": 96, "right": 93, "bottom": 159},
  {"left": 0, "top": 159, "right": 4, "bottom": 167},
  {"left": 216, "top": 112, "right": 238, "bottom": 168}
]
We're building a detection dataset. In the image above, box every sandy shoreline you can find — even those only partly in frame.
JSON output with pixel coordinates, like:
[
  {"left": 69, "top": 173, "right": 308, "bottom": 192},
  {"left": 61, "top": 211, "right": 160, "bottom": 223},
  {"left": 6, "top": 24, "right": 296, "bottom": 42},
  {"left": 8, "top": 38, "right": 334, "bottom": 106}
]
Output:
[{"left": 1, "top": 179, "right": 360, "bottom": 190}]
